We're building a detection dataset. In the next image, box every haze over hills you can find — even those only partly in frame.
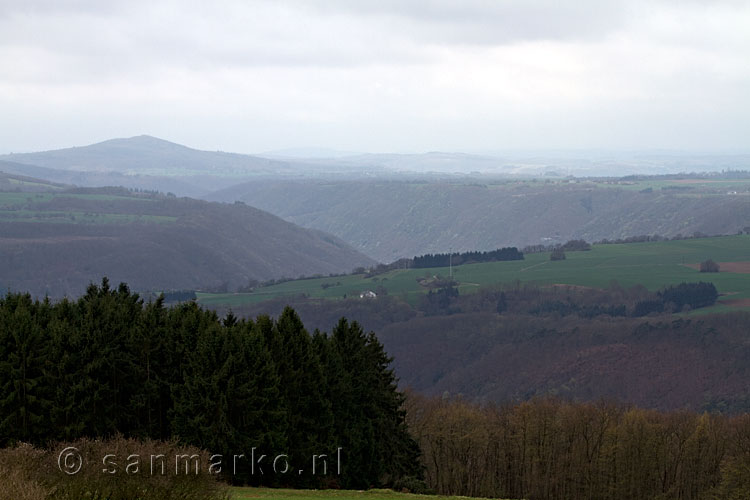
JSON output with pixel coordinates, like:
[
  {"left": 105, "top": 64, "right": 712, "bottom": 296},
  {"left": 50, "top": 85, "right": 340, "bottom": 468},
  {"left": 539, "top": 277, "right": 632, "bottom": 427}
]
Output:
[
  {"left": 207, "top": 177, "right": 750, "bottom": 262},
  {"left": 0, "top": 136, "right": 391, "bottom": 196},
  {"left": 4, "top": 137, "right": 750, "bottom": 192},
  {"left": 0, "top": 184, "right": 375, "bottom": 298},
  {"left": 5, "top": 136, "right": 750, "bottom": 264},
  {"left": 1, "top": 135, "right": 288, "bottom": 175}
]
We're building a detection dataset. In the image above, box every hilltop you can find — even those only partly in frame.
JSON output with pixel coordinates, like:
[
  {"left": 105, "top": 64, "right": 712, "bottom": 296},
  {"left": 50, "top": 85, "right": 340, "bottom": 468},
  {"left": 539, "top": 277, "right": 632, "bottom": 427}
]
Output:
[
  {"left": 0, "top": 135, "right": 288, "bottom": 175},
  {"left": 0, "top": 136, "right": 390, "bottom": 196}
]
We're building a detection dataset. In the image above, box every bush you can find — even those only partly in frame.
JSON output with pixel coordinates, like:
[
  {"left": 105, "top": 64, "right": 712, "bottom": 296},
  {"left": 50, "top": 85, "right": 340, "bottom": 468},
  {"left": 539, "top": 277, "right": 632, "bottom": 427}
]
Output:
[
  {"left": 561, "top": 239, "right": 591, "bottom": 251},
  {"left": 550, "top": 248, "right": 566, "bottom": 261},
  {"left": 392, "top": 475, "right": 434, "bottom": 495},
  {"left": 700, "top": 259, "right": 721, "bottom": 273},
  {"left": 659, "top": 282, "right": 718, "bottom": 310},
  {"left": 0, "top": 438, "right": 228, "bottom": 500}
]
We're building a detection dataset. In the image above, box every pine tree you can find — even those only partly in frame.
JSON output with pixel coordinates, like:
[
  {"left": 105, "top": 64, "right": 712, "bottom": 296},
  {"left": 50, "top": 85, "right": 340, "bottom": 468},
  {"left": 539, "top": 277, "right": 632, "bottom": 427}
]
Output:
[
  {"left": 328, "top": 318, "right": 422, "bottom": 488},
  {"left": 271, "top": 307, "right": 332, "bottom": 487},
  {"left": 0, "top": 293, "right": 48, "bottom": 445},
  {"left": 73, "top": 278, "right": 142, "bottom": 437},
  {"left": 44, "top": 296, "right": 87, "bottom": 441},
  {"left": 129, "top": 294, "right": 172, "bottom": 439}
]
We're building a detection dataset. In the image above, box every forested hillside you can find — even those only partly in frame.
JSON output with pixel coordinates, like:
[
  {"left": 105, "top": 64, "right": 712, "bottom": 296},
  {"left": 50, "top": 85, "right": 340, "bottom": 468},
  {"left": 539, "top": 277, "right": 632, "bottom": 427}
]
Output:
[
  {"left": 226, "top": 284, "right": 750, "bottom": 413},
  {"left": 0, "top": 187, "right": 374, "bottom": 297},
  {"left": 208, "top": 178, "right": 750, "bottom": 261}
]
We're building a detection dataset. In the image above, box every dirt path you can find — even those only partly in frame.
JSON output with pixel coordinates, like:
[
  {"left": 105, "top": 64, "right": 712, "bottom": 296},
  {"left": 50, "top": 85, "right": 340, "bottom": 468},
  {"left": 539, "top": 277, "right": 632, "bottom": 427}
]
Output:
[{"left": 520, "top": 261, "right": 548, "bottom": 272}]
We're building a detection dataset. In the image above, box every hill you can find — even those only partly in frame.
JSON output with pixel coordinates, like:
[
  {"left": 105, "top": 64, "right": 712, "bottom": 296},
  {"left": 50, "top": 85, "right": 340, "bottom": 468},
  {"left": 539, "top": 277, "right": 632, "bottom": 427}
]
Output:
[
  {"left": 0, "top": 135, "right": 291, "bottom": 175},
  {"left": 207, "top": 177, "right": 750, "bottom": 262},
  {"left": 0, "top": 187, "right": 375, "bottom": 298},
  {"left": 0, "top": 136, "right": 391, "bottom": 196}
]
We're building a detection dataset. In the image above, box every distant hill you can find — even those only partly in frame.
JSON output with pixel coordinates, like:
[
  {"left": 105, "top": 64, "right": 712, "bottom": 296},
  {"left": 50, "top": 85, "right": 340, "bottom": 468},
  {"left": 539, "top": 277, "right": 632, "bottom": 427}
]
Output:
[
  {"left": 0, "top": 136, "right": 392, "bottom": 196},
  {"left": 0, "top": 187, "right": 375, "bottom": 298},
  {"left": 0, "top": 135, "right": 290, "bottom": 175},
  {"left": 207, "top": 177, "right": 750, "bottom": 262}
]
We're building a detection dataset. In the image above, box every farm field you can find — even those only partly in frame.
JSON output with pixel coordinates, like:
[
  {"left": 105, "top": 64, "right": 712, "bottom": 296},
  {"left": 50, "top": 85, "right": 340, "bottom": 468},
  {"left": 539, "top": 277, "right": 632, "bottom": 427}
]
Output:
[
  {"left": 0, "top": 190, "right": 174, "bottom": 224},
  {"left": 0, "top": 191, "right": 151, "bottom": 206},
  {"left": 198, "top": 234, "right": 750, "bottom": 314},
  {"left": 230, "top": 487, "right": 500, "bottom": 500}
]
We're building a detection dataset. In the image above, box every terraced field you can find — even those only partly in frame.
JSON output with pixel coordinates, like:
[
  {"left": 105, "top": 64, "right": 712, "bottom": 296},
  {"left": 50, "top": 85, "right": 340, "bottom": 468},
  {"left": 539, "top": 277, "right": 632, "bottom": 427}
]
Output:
[{"left": 198, "top": 234, "right": 750, "bottom": 314}]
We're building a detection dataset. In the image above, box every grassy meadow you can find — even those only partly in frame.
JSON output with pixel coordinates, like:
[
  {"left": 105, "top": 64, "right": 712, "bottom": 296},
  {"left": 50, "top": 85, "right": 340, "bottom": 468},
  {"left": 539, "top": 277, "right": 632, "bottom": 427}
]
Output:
[{"left": 198, "top": 234, "right": 750, "bottom": 314}]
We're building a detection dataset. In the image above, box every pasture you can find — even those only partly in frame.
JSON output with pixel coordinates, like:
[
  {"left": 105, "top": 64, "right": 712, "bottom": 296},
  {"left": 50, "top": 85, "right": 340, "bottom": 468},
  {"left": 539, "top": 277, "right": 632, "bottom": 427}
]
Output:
[{"left": 198, "top": 234, "right": 750, "bottom": 314}]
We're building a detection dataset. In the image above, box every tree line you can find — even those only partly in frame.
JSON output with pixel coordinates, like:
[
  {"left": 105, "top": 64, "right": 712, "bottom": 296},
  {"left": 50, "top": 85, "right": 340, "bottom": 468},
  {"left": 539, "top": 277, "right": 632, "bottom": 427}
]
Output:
[
  {"left": 0, "top": 278, "right": 420, "bottom": 488},
  {"left": 411, "top": 247, "right": 524, "bottom": 268},
  {"left": 406, "top": 394, "right": 750, "bottom": 500}
]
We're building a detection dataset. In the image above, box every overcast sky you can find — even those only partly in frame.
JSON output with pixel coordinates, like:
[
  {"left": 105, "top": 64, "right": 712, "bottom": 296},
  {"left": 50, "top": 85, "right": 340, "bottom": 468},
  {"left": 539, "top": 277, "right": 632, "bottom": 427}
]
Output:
[{"left": 1, "top": 0, "right": 748, "bottom": 154}]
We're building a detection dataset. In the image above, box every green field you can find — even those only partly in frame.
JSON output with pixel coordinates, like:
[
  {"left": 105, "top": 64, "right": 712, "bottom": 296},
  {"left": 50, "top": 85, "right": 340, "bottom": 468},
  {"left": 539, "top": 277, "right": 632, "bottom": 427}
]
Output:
[
  {"left": 0, "top": 191, "right": 174, "bottom": 224},
  {"left": 230, "top": 487, "right": 499, "bottom": 500},
  {"left": 0, "top": 191, "right": 151, "bottom": 206},
  {"left": 198, "top": 235, "right": 750, "bottom": 314}
]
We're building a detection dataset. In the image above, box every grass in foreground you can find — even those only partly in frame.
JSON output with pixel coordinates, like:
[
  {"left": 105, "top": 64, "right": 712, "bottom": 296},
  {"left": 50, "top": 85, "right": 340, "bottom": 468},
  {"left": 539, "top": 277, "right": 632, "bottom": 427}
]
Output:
[{"left": 230, "top": 487, "right": 502, "bottom": 500}]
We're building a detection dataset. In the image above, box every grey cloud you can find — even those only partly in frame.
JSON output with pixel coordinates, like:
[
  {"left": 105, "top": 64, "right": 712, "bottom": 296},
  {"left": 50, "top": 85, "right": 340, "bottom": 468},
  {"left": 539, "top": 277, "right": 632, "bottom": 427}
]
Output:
[
  {"left": 0, "top": 0, "right": 748, "bottom": 153},
  {"left": 288, "top": 0, "right": 631, "bottom": 44}
]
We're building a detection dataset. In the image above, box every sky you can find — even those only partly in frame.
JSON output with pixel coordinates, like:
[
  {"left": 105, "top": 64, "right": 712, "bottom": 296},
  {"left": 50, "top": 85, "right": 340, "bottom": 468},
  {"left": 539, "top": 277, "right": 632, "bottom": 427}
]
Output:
[{"left": 1, "top": 0, "right": 749, "bottom": 154}]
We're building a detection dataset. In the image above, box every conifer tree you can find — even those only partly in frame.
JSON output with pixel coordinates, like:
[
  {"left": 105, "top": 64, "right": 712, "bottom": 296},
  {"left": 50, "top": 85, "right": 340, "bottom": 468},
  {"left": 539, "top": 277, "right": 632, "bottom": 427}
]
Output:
[
  {"left": 44, "top": 297, "right": 87, "bottom": 441},
  {"left": 0, "top": 293, "right": 48, "bottom": 445},
  {"left": 271, "top": 307, "right": 332, "bottom": 487},
  {"left": 74, "top": 279, "right": 141, "bottom": 437},
  {"left": 328, "top": 318, "right": 422, "bottom": 488}
]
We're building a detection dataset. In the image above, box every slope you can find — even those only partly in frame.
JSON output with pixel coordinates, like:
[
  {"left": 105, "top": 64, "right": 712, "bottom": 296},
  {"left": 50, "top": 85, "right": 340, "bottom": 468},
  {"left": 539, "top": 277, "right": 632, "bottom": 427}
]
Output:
[
  {"left": 0, "top": 188, "right": 375, "bottom": 298},
  {"left": 207, "top": 178, "right": 750, "bottom": 262}
]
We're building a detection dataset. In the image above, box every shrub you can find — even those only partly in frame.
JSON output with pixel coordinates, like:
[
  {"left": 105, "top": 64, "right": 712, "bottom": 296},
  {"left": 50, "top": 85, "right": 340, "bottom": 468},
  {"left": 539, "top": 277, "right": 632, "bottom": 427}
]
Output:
[
  {"left": 0, "top": 438, "right": 228, "bottom": 500},
  {"left": 550, "top": 248, "right": 566, "bottom": 261},
  {"left": 392, "top": 475, "right": 434, "bottom": 495},
  {"left": 700, "top": 259, "right": 721, "bottom": 273},
  {"left": 561, "top": 239, "right": 591, "bottom": 251},
  {"left": 659, "top": 282, "right": 719, "bottom": 310}
]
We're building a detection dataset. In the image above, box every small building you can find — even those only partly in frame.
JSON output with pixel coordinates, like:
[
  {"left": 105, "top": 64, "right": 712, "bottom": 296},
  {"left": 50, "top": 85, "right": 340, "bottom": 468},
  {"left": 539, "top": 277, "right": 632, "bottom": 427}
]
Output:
[{"left": 359, "top": 290, "right": 377, "bottom": 299}]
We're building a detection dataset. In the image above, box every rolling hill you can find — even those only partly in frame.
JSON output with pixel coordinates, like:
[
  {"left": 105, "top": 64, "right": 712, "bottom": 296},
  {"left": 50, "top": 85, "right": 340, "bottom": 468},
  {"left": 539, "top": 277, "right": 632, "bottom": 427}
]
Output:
[
  {"left": 207, "top": 177, "right": 750, "bottom": 262},
  {"left": 0, "top": 186, "right": 375, "bottom": 298}
]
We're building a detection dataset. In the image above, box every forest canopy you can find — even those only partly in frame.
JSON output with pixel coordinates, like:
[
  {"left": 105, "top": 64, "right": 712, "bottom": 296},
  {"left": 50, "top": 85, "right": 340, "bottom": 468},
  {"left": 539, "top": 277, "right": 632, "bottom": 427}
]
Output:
[{"left": 0, "top": 279, "right": 420, "bottom": 488}]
